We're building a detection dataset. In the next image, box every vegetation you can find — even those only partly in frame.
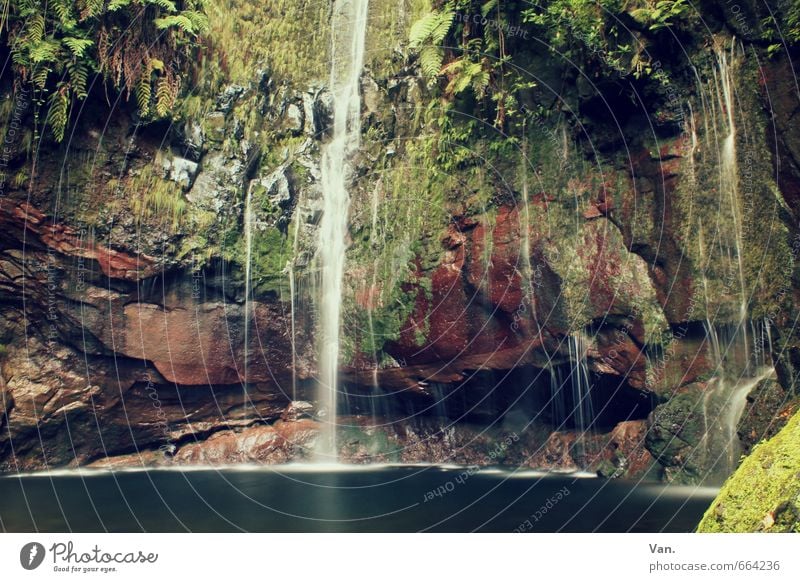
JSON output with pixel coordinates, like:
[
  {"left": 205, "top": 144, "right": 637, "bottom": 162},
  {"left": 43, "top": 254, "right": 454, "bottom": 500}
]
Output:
[
  {"left": 127, "top": 163, "right": 187, "bottom": 229},
  {"left": 1, "top": 0, "right": 209, "bottom": 141},
  {"left": 698, "top": 410, "right": 800, "bottom": 532},
  {"left": 408, "top": 0, "right": 696, "bottom": 131}
]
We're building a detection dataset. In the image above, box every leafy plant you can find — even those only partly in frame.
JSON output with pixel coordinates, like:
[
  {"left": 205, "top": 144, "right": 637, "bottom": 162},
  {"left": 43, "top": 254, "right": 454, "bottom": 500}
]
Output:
[
  {"left": 2, "top": 0, "right": 209, "bottom": 141},
  {"left": 409, "top": 0, "right": 535, "bottom": 128},
  {"left": 408, "top": 2, "right": 455, "bottom": 77},
  {"left": 628, "top": 0, "right": 691, "bottom": 31}
]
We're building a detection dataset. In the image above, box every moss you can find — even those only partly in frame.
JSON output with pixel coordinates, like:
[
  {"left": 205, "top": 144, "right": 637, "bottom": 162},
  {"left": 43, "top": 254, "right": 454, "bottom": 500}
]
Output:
[
  {"left": 128, "top": 164, "right": 187, "bottom": 232},
  {"left": 250, "top": 227, "right": 292, "bottom": 295},
  {"left": 698, "top": 410, "right": 800, "bottom": 532},
  {"left": 670, "top": 44, "right": 792, "bottom": 323}
]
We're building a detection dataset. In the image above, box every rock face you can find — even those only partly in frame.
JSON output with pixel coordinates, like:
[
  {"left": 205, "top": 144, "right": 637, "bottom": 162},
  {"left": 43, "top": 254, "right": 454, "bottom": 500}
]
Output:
[{"left": 0, "top": 0, "right": 798, "bottom": 483}]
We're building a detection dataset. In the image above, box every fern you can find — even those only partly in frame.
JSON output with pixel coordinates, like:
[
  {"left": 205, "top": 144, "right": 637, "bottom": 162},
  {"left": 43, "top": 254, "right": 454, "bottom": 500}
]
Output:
[
  {"left": 430, "top": 7, "right": 455, "bottom": 44},
  {"left": 31, "top": 66, "right": 50, "bottom": 89},
  {"left": 63, "top": 37, "right": 93, "bottom": 58},
  {"left": 481, "top": 0, "right": 498, "bottom": 18},
  {"left": 68, "top": 61, "right": 89, "bottom": 99},
  {"left": 5, "top": 0, "right": 209, "bottom": 138},
  {"left": 52, "top": 0, "right": 76, "bottom": 29},
  {"left": 47, "top": 86, "right": 70, "bottom": 142},
  {"left": 183, "top": 10, "right": 210, "bottom": 34},
  {"left": 154, "top": 76, "right": 174, "bottom": 117},
  {"left": 155, "top": 14, "right": 203, "bottom": 36},
  {"left": 29, "top": 40, "right": 61, "bottom": 64},
  {"left": 78, "top": 0, "right": 106, "bottom": 20},
  {"left": 107, "top": 0, "right": 133, "bottom": 12},
  {"left": 409, "top": 12, "right": 440, "bottom": 48},
  {"left": 144, "top": 0, "right": 178, "bottom": 11},
  {"left": 136, "top": 62, "right": 152, "bottom": 117},
  {"left": 419, "top": 46, "right": 444, "bottom": 77},
  {"left": 409, "top": 3, "right": 457, "bottom": 79},
  {"left": 26, "top": 13, "right": 45, "bottom": 43}
]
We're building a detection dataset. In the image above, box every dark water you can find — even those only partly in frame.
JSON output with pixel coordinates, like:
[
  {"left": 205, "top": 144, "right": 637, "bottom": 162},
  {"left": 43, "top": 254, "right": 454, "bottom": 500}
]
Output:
[{"left": 0, "top": 465, "right": 715, "bottom": 532}]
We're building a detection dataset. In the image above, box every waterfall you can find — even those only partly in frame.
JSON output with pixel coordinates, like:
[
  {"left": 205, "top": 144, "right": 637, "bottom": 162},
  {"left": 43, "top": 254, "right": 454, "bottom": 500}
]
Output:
[
  {"left": 519, "top": 118, "right": 533, "bottom": 305},
  {"left": 568, "top": 334, "right": 594, "bottom": 433},
  {"left": 315, "top": 0, "right": 370, "bottom": 461},
  {"left": 713, "top": 39, "right": 751, "bottom": 369},
  {"left": 243, "top": 181, "right": 255, "bottom": 416},
  {"left": 698, "top": 321, "right": 775, "bottom": 482},
  {"left": 547, "top": 335, "right": 595, "bottom": 434}
]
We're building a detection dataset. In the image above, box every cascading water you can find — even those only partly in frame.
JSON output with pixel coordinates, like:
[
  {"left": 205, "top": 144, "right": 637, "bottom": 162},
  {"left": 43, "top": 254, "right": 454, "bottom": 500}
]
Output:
[
  {"left": 243, "top": 181, "right": 255, "bottom": 417},
  {"left": 568, "top": 334, "right": 595, "bottom": 433},
  {"left": 712, "top": 38, "right": 750, "bottom": 366},
  {"left": 686, "top": 38, "right": 774, "bottom": 483},
  {"left": 314, "top": 0, "right": 370, "bottom": 461},
  {"left": 698, "top": 320, "right": 775, "bottom": 483}
]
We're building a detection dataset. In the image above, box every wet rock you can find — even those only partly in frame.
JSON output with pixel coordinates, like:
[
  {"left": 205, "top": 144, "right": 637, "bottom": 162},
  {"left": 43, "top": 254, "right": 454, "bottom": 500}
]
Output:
[
  {"left": 737, "top": 377, "right": 798, "bottom": 453},
  {"left": 645, "top": 382, "right": 715, "bottom": 484},
  {"left": 283, "top": 102, "right": 304, "bottom": 135},
  {"left": 281, "top": 401, "right": 315, "bottom": 422},
  {"left": 161, "top": 156, "right": 199, "bottom": 190},
  {"left": 216, "top": 84, "right": 245, "bottom": 114},
  {"left": 312, "top": 89, "right": 334, "bottom": 138},
  {"left": 204, "top": 112, "right": 226, "bottom": 144}
]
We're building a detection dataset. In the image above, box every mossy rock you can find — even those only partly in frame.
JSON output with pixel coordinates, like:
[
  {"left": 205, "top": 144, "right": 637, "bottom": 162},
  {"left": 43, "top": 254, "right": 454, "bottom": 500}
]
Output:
[{"left": 698, "top": 410, "right": 800, "bottom": 532}]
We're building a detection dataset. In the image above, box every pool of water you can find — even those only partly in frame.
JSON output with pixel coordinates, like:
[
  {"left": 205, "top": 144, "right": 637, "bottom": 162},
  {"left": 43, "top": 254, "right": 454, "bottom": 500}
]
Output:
[{"left": 0, "top": 465, "right": 716, "bottom": 532}]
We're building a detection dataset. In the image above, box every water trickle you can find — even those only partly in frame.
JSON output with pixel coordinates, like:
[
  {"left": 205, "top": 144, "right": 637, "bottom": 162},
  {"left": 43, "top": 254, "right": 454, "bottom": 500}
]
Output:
[
  {"left": 243, "top": 181, "right": 255, "bottom": 416},
  {"left": 315, "top": 0, "right": 370, "bottom": 461},
  {"left": 713, "top": 38, "right": 751, "bottom": 366},
  {"left": 568, "top": 334, "right": 595, "bottom": 433},
  {"left": 698, "top": 320, "right": 775, "bottom": 482}
]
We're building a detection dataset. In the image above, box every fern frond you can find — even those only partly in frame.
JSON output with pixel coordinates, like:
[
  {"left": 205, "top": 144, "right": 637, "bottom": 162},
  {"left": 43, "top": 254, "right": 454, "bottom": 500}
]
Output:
[
  {"left": 78, "top": 0, "right": 106, "bottom": 20},
  {"left": 63, "top": 37, "right": 94, "bottom": 58},
  {"left": 52, "top": 0, "right": 76, "bottom": 28},
  {"left": 144, "top": 0, "right": 178, "bottom": 11},
  {"left": 29, "top": 40, "right": 62, "bottom": 64},
  {"left": 31, "top": 66, "right": 50, "bottom": 89},
  {"left": 481, "top": 0, "right": 498, "bottom": 18},
  {"left": 409, "top": 12, "right": 439, "bottom": 48},
  {"left": 135, "top": 65, "right": 152, "bottom": 115},
  {"left": 68, "top": 61, "right": 89, "bottom": 99},
  {"left": 154, "top": 15, "right": 197, "bottom": 35},
  {"left": 419, "top": 46, "right": 444, "bottom": 77},
  {"left": 154, "top": 76, "right": 174, "bottom": 117},
  {"left": 431, "top": 7, "right": 455, "bottom": 44},
  {"left": 26, "top": 13, "right": 45, "bottom": 43},
  {"left": 47, "top": 86, "right": 70, "bottom": 142},
  {"left": 107, "top": 0, "right": 133, "bottom": 12},
  {"left": 183, "top": 10, "right": 209, "bottom": 34}
]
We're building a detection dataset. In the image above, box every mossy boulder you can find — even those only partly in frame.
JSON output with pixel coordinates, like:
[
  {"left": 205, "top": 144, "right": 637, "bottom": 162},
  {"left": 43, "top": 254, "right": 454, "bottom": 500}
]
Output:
[
  {"left": 645, "top": 383, "right": 712, "bottom": 484},
  {"left": 698, "top": 410, "right": 800, "bottom": 532}
]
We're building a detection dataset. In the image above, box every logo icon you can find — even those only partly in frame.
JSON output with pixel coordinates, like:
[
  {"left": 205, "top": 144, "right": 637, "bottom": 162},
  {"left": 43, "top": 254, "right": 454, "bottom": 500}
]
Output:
[{"left": 20, "top": 542, "right": 46, "bottom": 570}]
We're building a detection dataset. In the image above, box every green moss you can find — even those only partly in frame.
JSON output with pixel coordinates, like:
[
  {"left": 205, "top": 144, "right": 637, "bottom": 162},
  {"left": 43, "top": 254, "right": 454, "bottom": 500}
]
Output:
[
  {"left": 250, "top": 227, "right": 292, "bottom": 295},
  {"left": 128, "top": 164, "right": 187, "bottom": 232},
  {"left": 698, "top": 410, "right": 800, "bottom": 532}
]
